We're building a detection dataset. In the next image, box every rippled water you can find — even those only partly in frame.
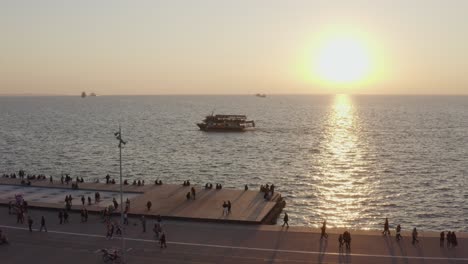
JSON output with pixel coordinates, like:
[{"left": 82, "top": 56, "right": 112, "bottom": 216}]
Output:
[{"left": 0, "top": 95, "right": 467, "bottom": 231}]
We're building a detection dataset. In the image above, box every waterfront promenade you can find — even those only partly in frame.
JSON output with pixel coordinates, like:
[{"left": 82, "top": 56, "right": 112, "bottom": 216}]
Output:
[
  {"left": 0, "top": 207, "right": 466, "bottom": 264},
  {"left": 0, "top": 178, "right": 283, "bottom": 224}
]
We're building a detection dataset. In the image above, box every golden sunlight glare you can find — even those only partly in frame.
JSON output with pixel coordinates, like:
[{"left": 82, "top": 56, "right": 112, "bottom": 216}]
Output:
[{"left": 313, "top": 35, "right": 373, "bottom": 85}]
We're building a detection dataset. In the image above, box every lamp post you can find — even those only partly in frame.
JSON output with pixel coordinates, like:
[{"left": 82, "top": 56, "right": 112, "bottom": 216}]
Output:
[{"left": 114, "top": 126, "right": 126, "bottom": 262}]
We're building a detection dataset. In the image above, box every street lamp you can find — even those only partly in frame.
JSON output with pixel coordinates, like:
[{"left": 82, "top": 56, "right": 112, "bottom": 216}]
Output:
[{"left": 114, "top": 126, "right": 126, "bottom": 262}]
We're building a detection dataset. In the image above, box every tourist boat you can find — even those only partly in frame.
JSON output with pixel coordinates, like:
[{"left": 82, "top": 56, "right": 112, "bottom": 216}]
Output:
[
  {"left": 255, "top": 93, "right": 266, "bottom": 98},
  {"left": 89, "top": 92, "right": 97, "bottom": 97},
  {"left": 197, "top": 114, "right": 255, "bottom": 131}
]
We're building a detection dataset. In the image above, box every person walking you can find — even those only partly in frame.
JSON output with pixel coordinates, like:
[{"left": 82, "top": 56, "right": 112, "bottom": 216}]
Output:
[
  {"left": 58, "top": 210, "right": 64, "bottom": 224},
  {"left": 141, "top": 216, "right": 146, "bottom": 232},
  {"left": 64, "top": 211, "right": 69, "bottom": 223},
  {"left": 320, "top": 220, "right": 328, "bottom": 239},
  {"left": 28, "top": 216, "right": 33, "bottom": 232},
  {"left": 412, "top": 227, "right": 419, "bottom": 245},
  {"left": 160, "top": 233, "right": 167, "bottom": 248},
  {"left": 383, "top": 218, "right": 391, "bottom": 236},
  {"left": 123, "top": 212, "right": 129, "bottom": 225},
  {"left": 338, "top": 234, "right": 344, "bottom": 248},
  {"left": 191, "top": 187, "right": 196, "bottom": 200},
  {"left": 396, "top": 224, "right": 402, "bottom": 241},
  {"left": 39, "top": 216, "right": 47, "bottom": 232},
  {"left": 282, "top": 213, "right": 289, "bottom": 227},
  {"left": 227, "top": 200, "right": 232, "bottom": 214}
]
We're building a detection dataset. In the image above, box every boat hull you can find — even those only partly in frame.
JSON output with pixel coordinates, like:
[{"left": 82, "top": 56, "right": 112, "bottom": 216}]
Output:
[{"left": 197, "top": 123, "right": 247, "bottom": 132}]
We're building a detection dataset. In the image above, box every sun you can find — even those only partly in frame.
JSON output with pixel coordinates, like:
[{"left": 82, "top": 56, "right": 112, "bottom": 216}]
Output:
[{"left": 313, "top": 35, "right": 373, "bottom": 85}]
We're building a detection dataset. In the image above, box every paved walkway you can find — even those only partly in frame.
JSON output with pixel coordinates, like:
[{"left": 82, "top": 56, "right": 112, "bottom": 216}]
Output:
[
  {"left": 0, "top": 178, "right": 281, "bottom": 224},
  {"left": 0, "top": 207, "right": 466, "bottom": 264}
]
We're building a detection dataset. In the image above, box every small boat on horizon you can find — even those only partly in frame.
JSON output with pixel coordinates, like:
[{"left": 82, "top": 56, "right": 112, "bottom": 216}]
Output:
[
  {"left": 255, "top": 93, "right": 266, "bottom": 98},
  {"left": 197, "top": 114, "right": 255, "bottom": 132},
  {"left": 81, "top": 91, "right": 87, "bottom": 98}
]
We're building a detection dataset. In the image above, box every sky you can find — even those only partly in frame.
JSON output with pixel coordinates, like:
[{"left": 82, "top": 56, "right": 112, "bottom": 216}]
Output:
[{"left": 1, "top": 0, "right": 467, "bottom": 95}]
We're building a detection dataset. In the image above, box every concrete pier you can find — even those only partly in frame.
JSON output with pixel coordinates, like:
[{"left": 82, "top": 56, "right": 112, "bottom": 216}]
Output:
[{"left": 0, "top": 177, "right": 285, "bottom": 224}]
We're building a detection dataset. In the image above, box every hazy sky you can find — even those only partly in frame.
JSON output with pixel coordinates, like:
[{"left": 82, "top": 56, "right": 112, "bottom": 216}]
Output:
[{"left": 1, "top": 0, "right": 467, "bottom": 95}]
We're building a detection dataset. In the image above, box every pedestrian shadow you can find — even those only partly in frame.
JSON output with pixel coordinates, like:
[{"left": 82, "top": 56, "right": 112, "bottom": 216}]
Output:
[
  {"left": 396, "top": 239, "right": 409, "bottom": 264},
  {"left": 338, "top": 248, "right": 352, "bottom": 264},
  {"left": 317, "top": 237, "right": 328, "bottom": 263},
  {"left": 382, "top": 235, "right": 398, "bottom": 264}
]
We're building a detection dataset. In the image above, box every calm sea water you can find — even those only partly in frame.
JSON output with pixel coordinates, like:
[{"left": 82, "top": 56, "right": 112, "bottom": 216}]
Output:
[{"left": 0, "top": 95, "right": 467, "bottom": 231}]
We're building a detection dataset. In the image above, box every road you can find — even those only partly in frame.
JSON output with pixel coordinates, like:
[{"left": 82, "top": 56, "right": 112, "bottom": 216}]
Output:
[{"left": 0, "top": 207, "right": 466, "bottom": 263}]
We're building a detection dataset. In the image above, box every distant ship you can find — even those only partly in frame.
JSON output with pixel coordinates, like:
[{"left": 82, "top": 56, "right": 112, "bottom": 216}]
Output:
[
  {"left": 255, "top": 93, "right": 266, "bottom": 98},
  {"left": 197, "top": 114, "right": 255, "bottom": 132},
  {"left": 89, "top": 92, "right": 97, "bottom": 97},
  {"left": 81, "top": 92, "right": 87, "bottom": 98}
]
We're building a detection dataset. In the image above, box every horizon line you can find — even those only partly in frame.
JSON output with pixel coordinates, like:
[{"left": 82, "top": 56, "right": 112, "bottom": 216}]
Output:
[{"left": 1, "top": 93, "right": 468, "bottom": 97}]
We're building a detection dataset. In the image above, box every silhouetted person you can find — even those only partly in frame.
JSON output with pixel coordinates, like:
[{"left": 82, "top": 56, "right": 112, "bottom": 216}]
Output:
[
  {"left": 64, "top": 211, "right": 69, "bottom": 223},
  {"left": 244, "top": 184, "right": 248, "bottom": 191},
  {"left": 39, "top": 216, "right": 47, "bottom": 232},
  {"left": 320, "top": 220, "right": 328, "bottom": 239},
  {"left": 452, "top": 232, "right": 458, "bottom": 247},
  {"left": 58, "top": 210, "right": 64, "bottom": 224},
  {"left": 282, "top": 213, "right": 289, "bottom": 227},
  {"left": 28, "top": 216, "right": 33, "bottom": 232},
  {"left": 227, "top": 200, "right": 231, "bottom": 214},
  {"left": 81, "top": 196, "right": 85, "bottom": 205},
  {"left": 383, "top": 218, "right": 390, "bottom": 235},
  {"left": 412, "top": 228, "right": 419, "bottom": 245},
  {"left": 440, "top": 231, "right": 445, "bottom": 247},
  {"left": 160, "top": 233, "right": 167, "bottom": 248},
  {"left": 338, "top": 234, "right": 344, "bottom": 248},
  {"left": 146, "top": 201, "right": 152, "bottom": 211},
  {"left": 191, "top": 187, "right": 196, "bottom": 200},
  {"left": 396, "top": 224, "right": 402, "bottom": 241}
]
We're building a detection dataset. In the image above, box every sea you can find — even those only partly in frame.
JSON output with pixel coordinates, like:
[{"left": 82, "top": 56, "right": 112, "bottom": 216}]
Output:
[{"left": 0, "top": 95, "right": 467, "bottom": 231}]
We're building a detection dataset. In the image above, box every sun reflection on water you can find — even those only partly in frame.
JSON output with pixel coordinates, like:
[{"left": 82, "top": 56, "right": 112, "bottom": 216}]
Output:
[{"left": 315, "top": 94, "right": 374, "bottom": 228}]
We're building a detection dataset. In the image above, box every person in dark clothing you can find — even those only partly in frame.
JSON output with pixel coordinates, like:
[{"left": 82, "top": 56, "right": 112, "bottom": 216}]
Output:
[
  {"left": 147, "top": 201, "right": 152, "bottom": 211},
  {"left": 452, "top": 232, "right": 458, "bottom": 247},
  {"left": 440, "top": 231, "right": 445, "bottom": 247},
  {"left": 338, "top": 234, "right": 344, "bottom": 248},
  {"left": 227, "top": 200, "right": 232, "bottom": 214},
  {"left": 191, "top": 187, "right": 196, "bottom": 200},
  {"left": 28, "top": 216, "right": 33, "bottom": 232},
  {"left": 396, "top": 224, "right": 402, "bottom": 241},
  {"left": 282, "top": 213, "right": 289, "bottom": 227},
  {"left": 64, "top": 211, "right": 69, "bottom": 223},
  {"left": 160, "top": 233, "right": 167, "bottom": 248},
  {"left": 39, "top": 216, "right": 47, "bottom": 232},
  {"left": 383, "top": 218, "right": 390, "bottom": 235},
  {"left": 88, "top": 196, "right": 92, "bottom": 205},
  {"left": 58, "top": 210, "right": 64, "bottom": 224},
  {"left": 412, "top": 228, "right": 419, "bottom": 245},
  {"left": 105, "top": 174, "right": 110, "bottom": 184},
  {"left": 343, "top": 231, "right": 351, "bottom": 249},
  {"left": 320, "top": 220, "right": 328, "bottom": 239},
  {"left": 81, "top": 196, "right": 85, "bottom": 205}
]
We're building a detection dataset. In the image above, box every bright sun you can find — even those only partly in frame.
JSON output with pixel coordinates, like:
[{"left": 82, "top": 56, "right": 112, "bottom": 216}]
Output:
[{"left": 313, "top": 35, "right": 372, "bottom": 85}]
